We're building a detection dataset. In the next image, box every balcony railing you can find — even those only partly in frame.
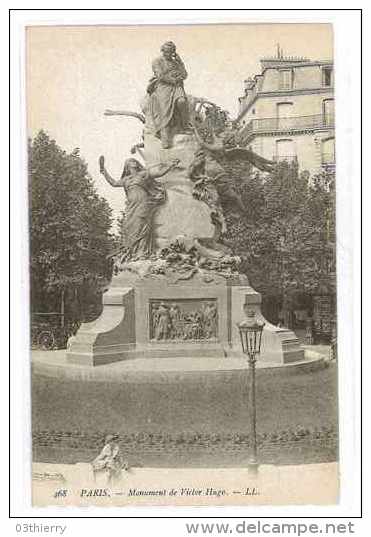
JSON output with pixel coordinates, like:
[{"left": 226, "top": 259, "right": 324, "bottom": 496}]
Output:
[
  {"left": 273, "top": 155, "right": 298, "bottom": 163},
  {"left": 321, "top": 153, "right": 336, "bottom": 170},
  {"left": 321, "top": 152, "right": 336, "bottom": 165},
  {"left": 239, "top": 114, "right": 335, "bottom": 142}
]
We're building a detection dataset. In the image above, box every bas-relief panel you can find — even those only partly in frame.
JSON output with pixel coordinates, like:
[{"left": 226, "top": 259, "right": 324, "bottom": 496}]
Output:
[{"left": 149, "top": 299, "right": 218, "bottom": 342}]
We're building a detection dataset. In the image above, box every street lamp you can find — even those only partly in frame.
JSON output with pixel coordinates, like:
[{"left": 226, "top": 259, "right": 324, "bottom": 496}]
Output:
[{"left": 237, "top": 310, "right": 265, "bottom": 475}]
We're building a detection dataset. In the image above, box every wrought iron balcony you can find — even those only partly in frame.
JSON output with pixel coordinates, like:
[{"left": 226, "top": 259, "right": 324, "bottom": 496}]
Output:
[
  {"left": 321, "top": 153, "right": 336, "bottom": 170},
  {"left": 321, "top": 152, "right": 336, "bottom": 165},
  {"left": 239, "top": 114, "right": 335, "bottom": 143},
  {"left": 272, "top": 155, "right": 298, "bottom": 163}
]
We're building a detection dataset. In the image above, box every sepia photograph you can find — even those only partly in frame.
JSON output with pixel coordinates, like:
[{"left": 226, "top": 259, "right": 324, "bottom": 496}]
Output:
[{"left": 25, "top": 21, "right": 340, "bottom": 507}]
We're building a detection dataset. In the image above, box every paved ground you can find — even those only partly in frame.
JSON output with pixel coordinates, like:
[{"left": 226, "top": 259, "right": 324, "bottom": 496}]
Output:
[
  {"left": 31, "top": 348, "right": 325, "bottom": 383},
  {"left": 32, "top": 462, "right": 339, "bottom": 506}
]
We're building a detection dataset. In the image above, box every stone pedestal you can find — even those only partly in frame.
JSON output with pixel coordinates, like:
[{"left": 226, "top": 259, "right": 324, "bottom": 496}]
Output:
[
  {"left": 229, "top": 285, "right": 304, "bottom": 364},
  {"left": 66, "top": 287, "right": 137, "bottom": 366},
  {"left": 66, "top": 272, "right": 303, "bottom": 366},
  {"left": 67, "top": 130, "right": 303, "bottom": 367}
]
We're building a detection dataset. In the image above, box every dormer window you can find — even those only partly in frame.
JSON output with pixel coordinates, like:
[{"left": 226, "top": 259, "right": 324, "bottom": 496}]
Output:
[
  {"left": 279, "top": 69, "right": 293, "bottom": 90},
  {"left": 322, "top": 66, "right": 333, "bottom": 87}
]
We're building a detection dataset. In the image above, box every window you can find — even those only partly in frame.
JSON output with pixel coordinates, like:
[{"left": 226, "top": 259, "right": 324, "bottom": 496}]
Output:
[
  {"left": 276, "top": 102, "right": 294, "bottom": 117},
  {"left": 279, "top": 70, "right": 293, "bottom": 90},
  {"left": 322, "top": 67, "right": 333, "bottom": 87},
  {"left": 276, "top": 139, "right": 296, "bottom": 162},
  {"left": 276, "top": 103, "right": 294, "bottom": 129},
  {"left": 321, "top": 138, "right": 335, "bottom": 165},
  {"left": 322, "top": 99, "right": 334, "bottom": 126}
]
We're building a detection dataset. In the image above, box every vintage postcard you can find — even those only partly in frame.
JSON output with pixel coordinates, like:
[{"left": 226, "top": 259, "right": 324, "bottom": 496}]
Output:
[{"left": 27, "top": 22, "right": 339, "bottom": 507}]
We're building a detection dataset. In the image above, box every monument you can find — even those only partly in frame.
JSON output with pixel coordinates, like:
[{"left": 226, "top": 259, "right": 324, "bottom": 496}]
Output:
[{"left": 67, "top": 42, "right": 304, "bottom": 366}]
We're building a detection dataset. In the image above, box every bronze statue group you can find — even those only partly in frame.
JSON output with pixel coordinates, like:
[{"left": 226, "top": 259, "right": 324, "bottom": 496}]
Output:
[{"left": 99, "top": 40, "right": 276, "bottom": 266}]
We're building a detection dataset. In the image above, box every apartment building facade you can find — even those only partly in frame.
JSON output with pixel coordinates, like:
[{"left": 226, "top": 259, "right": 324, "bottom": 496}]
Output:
[{"left": 237, "top": 54, "right": 335, "bottom": 176}]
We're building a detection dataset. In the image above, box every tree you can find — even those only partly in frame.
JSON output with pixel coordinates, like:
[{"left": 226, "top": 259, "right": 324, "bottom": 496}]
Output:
[
  {"left": 29, "top": 130, "right": 115, "bottom": 321},
  {"left": 223, "top": 159, "right": 336, "bottom": 324},
  {"left": 115, "top": 210, "right": 129, "bottom": 249},
  {"left": 305, "top": 169, "right": 336, "bottom": 295},
  {"left": 196, "top": 101, "right": 336, "bottom": 324}
]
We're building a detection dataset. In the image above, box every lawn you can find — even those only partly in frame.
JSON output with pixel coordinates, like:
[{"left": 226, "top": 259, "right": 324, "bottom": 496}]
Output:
[{"left": 32, "top": 362, "right": 338, "bottom": 466}]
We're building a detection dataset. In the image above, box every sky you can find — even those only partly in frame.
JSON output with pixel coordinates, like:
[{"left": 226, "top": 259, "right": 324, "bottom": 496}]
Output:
[{"left": 27, "top": 23, "right": 333, "bottom": 223}]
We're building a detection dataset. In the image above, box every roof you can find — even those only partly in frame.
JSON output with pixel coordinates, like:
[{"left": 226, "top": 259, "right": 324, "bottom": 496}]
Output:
[
  {"left": 260, "top": 57, "right": 333, "bottom": 73},
  {"left": 237, "top": 58, "right": 334, "bottom": 119}
]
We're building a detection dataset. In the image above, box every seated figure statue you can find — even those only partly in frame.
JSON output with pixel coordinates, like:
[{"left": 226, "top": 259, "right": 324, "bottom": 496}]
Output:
[{"left": 146, "top": 41, "right": 191, "bottom": 148}]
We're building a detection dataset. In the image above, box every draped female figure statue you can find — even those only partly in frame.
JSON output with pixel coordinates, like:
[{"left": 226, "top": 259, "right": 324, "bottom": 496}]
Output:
[{"left": 99, "top": 156, "right": 179, "bottom": 261}]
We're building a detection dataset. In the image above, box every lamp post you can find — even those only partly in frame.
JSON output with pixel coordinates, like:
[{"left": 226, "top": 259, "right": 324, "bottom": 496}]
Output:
[{"left": 237, "top": 310, "right": 265, "bottom": 475}]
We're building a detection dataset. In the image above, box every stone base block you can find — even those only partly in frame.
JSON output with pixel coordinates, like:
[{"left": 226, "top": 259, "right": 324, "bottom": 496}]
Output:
[
  {"left": 228, "top": 285, "right": 304, "bottom": 365},
  {"left": 66, "top": 287, "right": 136, "bottom": 366},
  {"left": 66, "top": 274, "right": 304, "bottom": 366}
]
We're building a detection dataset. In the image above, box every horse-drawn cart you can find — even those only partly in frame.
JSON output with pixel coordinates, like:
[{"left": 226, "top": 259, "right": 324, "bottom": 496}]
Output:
[{"left": 31, "top": 313, "right": 79, "bottom": 350}]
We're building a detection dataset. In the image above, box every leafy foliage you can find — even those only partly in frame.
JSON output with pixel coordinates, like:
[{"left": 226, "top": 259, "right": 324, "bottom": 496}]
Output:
[
  {"left": 192, "top": 101, "right": 230, "bottom": 142},
  {"left": 115, "top": 210, "right": 129, "bottom": 249},
  {"left": 223, "top": 159, "right": 336, "bottom": 315},
  {"left": 29, "top": 130, "right": 114, "bottom": 319}
]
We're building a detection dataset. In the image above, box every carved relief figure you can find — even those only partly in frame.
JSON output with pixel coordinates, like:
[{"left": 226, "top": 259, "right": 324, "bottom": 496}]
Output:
[
  {"left": 169, "top": 303, "right": 181, "bottom": 339},
  {"left": 202, "top": 302, "right": 218, "bottom": 338},
  {"left": 151, "top": 300, "right": 218, "bottom": 341},
  {"left": 154, "top": 302, "right": 172, "bottom": 340},
  {"left": 99, "top": 156, "right": 179, "bottom": 260}
]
